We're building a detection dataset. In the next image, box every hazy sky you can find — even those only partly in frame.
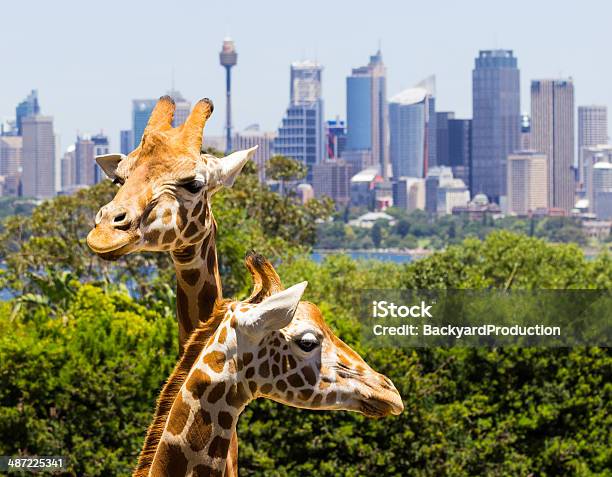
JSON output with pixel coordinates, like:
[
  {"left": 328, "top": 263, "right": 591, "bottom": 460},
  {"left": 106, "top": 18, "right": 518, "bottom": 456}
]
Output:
[{"left": 2, "top": 0, "right": 610, "bottom": 151}]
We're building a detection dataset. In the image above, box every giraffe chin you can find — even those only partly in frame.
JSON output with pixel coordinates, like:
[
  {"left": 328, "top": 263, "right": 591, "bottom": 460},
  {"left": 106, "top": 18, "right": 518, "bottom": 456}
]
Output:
[
  {"left": 358, "top": 397, "right": 404, "bottom": 418},
  {"left": 93, "top": 242, "right": 138, "bottom": 261}
]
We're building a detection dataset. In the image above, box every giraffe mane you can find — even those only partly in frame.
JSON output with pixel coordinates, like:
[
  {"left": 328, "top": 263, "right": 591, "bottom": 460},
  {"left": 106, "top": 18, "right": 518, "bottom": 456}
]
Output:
[{"left": 133, "top": 298, "right": 230, "bottom": 477}]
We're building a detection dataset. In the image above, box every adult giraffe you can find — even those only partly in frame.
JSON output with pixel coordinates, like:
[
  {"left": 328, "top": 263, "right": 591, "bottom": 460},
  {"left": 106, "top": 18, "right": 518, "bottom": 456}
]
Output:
[
  {"left": 87, "top": 95, "right": 256, "bottom": 476},
  {"left": 134, "top": 252, "right": 403, "bottom": 476}
]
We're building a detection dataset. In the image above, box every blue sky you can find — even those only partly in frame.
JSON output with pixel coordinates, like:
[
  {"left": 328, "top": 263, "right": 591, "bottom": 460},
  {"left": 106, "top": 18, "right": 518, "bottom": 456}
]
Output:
[{"left": 1, "top": 0, "right": 610, "bottom": 151}]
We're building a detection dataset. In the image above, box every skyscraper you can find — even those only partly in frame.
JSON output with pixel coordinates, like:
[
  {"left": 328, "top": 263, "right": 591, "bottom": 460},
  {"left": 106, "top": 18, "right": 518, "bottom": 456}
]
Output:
[
  {"left": 0, "top": 136, "right": 22, "bottom": 196},
  {"left": 471, "top": 50, "right": 520, "bottom": 203},
  {"left": 274, "top": 61, "right": 325, "bottom": 182},
  {"left": 448, "top": 118, "right": 472, "bottom": 188},
  {"left": 582, "top": 145, "right": 612, "bottom": 215},
  {"left": 436, "top": 112, "right": 455, "bottom": 167},
  {"left": 578, "top": 106, "right": 608, "bottom": 149},
  {"left": 16, "top": 90, "right": 40, "bottom": 136},
  {"left": 326, "top": 119, "right": 347, "bottom": 160},
  {"left": 507, "top": 151, "right": 548, "bottom": 215},
  {"left": 577, "top": 106, "right": 608, "bottom": 186},
  {"left": 220, "top": 38, "right": 237, "bottom": 154},
  {"left": 120, "top": 129, "right": 133, "bottom": 155},
  {"left": 60, "top": 145, "right": 76, "bottom": 191},
  {"left": 345, "top": 51, "right": 389, "bottom": 178},
  {"left": 531, "top": 79, "right": 575, "bottom": 211},
  {"left": 92, "top": 133, "right": 110, "bottom": 182},
  {"left": 132, "top": 99, "right": 156, "bottom": 148},
  {"left": 389, "top": 77, "right": 435, "bottom": 179},
  {"left": 22, "top": 115, "right": 55, "bottom": 198},
  {"left": 75, "top": 134, "right": 95, "bottom": 186},
  {"left": 592, "top": 162, "right": 612, "bottom": 219}
]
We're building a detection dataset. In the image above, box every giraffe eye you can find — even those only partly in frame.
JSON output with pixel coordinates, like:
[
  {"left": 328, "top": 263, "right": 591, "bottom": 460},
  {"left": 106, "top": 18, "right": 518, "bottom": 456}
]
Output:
[
  {"left": 181, "top": 180, "right": 205, "bottom": 194},
  {"left": 112, "top": 177, "right": 125, "bottom": 186},
  {"left": 296, "top": 333, "right": 319, "bottom": 352}
]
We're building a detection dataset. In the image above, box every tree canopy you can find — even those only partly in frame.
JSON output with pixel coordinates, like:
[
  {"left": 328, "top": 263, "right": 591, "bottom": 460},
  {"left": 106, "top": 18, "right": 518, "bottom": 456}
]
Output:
[{"left": 0, "top": 163, "right": 610, "bottom": 476}]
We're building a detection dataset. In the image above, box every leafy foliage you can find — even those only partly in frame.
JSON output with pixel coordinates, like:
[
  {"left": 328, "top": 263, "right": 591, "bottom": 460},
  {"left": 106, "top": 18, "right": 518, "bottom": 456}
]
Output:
[
  {"left": 0, "top": 175, "right": 610, "bottom": 475},
  {"left": 316, "top": 208, "right": 600, "bottom": 251}
]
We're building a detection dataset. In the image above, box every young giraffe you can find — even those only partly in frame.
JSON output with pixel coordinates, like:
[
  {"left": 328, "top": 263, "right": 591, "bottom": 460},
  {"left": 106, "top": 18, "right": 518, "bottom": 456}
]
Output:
[
  {"left": 86, "top": 95, "right": 255, "bottom": 476},
  {"left": 134, "top": 252, "right": 404, "bottom": 477},
  {"left": 87, "top": 95, "right": 257, "bottom": 349}
]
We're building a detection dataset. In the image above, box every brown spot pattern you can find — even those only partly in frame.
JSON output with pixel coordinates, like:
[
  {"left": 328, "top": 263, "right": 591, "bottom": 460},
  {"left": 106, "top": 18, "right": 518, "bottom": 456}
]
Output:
[
  {"left": 203, "top": 351, "right": 226, "bottom": 373},
  {"left": 287, "top": 373, "right": 304, "bottom": 388},
  {"left": 181, "top": 268, "right": 200, "bottom": 287},
  {"left": 208, "top": 435, "right": 231, "bottom": 459},
  {"left": 166, "top": 392, "right": 190, "bottom": 435},
  {"left": 217, "top": 411, "right": 233, "bottom": 429},
  {"left": 207, "top": 382, "right": 226, "bottom": 403},
  {"left": 186, "top": 368, "right": 211, "bottom": 400},
  {"left": 186, "top": 408, "right": 212, "bottom": 452}
]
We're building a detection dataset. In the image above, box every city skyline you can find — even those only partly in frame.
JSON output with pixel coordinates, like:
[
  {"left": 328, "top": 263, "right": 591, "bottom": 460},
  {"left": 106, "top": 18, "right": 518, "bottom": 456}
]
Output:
[{"left": 1, "top": 0, "right": 611, "bottom": 153}]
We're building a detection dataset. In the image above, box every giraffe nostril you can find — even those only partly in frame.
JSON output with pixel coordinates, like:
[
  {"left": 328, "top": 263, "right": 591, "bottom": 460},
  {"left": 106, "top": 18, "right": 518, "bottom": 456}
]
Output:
[{"left": 113, "top": 212, "right": 127, "bottom": 223}]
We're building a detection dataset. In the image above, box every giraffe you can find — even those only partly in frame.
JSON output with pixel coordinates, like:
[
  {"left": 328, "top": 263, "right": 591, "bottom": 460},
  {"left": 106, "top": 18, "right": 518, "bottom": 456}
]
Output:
[
  {"left": 86, "top": 95, "right": 257, "bottom": 350},
  {"left": 86, "top": 95, "right": 256, "bottom": 476},
  {"left": 134, "top": 252, "right": 404, "bottom": 477}
]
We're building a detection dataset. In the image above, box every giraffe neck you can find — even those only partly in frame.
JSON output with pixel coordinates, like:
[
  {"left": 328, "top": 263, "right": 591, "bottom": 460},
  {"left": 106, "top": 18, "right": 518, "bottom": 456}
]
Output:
[
  {"left": 144, "top": 317, "right": 252, "bottom": 477},
  {"left": 171, "top": 217, "right": 222, "bottom": 351}
]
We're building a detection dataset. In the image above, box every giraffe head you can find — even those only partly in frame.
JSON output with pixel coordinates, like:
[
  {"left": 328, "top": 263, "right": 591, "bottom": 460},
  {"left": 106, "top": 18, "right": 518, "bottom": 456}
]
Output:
[
  {"left": 86, "top": 95, "right": 257, "bottom": 260},
  {"left": 226, "top": 256, "right": 404, "bottom": 417}
]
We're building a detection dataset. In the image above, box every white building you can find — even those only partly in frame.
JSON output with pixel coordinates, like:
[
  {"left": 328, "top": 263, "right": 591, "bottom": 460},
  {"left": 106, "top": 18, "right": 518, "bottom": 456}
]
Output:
[
  {"left": 507, "top": 151, "right": 549, "bottom": 215},
  {"left": 393, "top": 177, "right": 425, "bottom": 212}
]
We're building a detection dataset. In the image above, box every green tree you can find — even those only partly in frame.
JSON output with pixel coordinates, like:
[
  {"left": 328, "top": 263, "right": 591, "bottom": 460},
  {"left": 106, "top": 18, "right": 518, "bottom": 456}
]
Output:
[
  {"left": 371, "top": 222, "right": 383, "bottom": 247},
  {"left": 265, "top": 154, "right": 307, "bottom": 196}
]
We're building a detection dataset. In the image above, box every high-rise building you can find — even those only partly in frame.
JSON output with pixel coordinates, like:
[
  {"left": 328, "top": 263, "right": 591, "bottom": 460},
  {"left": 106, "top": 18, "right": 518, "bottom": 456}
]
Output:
[
  {"left": 389, "top": 77, "right": 436, "bottom": 179},
  {"left": 219, "top": 38, "right": 238, "bottom": 154},
  {"left": 448, "top": 118, "right": 472, "bottom": 188},
  {"left": 0, "top": 136, "right": 23, "bottom": 196},
  {"left": 471, "top": 50, "right": 521, "bottom": 203},
  {"left": 290, "top": 60, "right": 322, "bottom": 105},
  {"left": 60, "top": 144, "right": 76, "bottom": 191},
  {"left": 75, "top": 135, "right": 95, "bottom": 186},
  {"left": 92, "top": 133, "right": 110, "bottom": 182},
  {"left": 21, "top": 115, "right": 55, "bottom": 198},
  {"left": 437, "top": 113, "right": 471, "bottom": 187},
  {"left": 345, "top": 51, "right": 389, "bottom": 178},
  {"left": 313, "top": 159, "right": 351, "bottom": 207},
  {"left": 531, "top": 79, "right": 575, "bottom": 211},
  {"left": 578, "top": 106, "right": 608, "bottom": 150},
  {"left": 132, "top": 99, "right": 156, "bottom": 148},
  {"left": 592, "top": 162, "right": 612, "bottom": 219},
  {"left": 506, "top": 151, "right": 548, "bottom": 215},
  {"left": 233, "top": 125, "right": 275, "bottom": 182},
  {"left": 167, "top": 90, "right": 191, "bottom": 128},
  {"left": 326, "top": 119, "right": 347, "bottom": 160},
  {"left": 274, "top": 61, "right": 324, "bottom": 182},
  {"left": 16, "top": 90, "right": 40, "bottom": 136},
  {"left": 582, "top": 145, "right": 612, "bottom": 215},
  {"left": 436, "top": 112, "right": 455, "bottom": 167},
  {"left": 577, "top": 106, "right": 608, "bottom": 186},
  {"left": 520, "top": 114, "right": 531, "bottom": 150},
  {"left": 120, "top": 129, "right": 133, "bottom": 155}
]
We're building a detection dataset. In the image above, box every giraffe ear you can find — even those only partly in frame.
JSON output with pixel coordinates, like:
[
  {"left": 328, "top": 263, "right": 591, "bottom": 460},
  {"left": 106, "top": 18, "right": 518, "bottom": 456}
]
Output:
[
  {"left": 210, "top": 145, "right": 258, "bottom": 190},
  {"left": 96, "top": 153, "right": 126, "bottom": 180},
  {"left": 239, "top": 281, "right": 307, "bottom": 335}
]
